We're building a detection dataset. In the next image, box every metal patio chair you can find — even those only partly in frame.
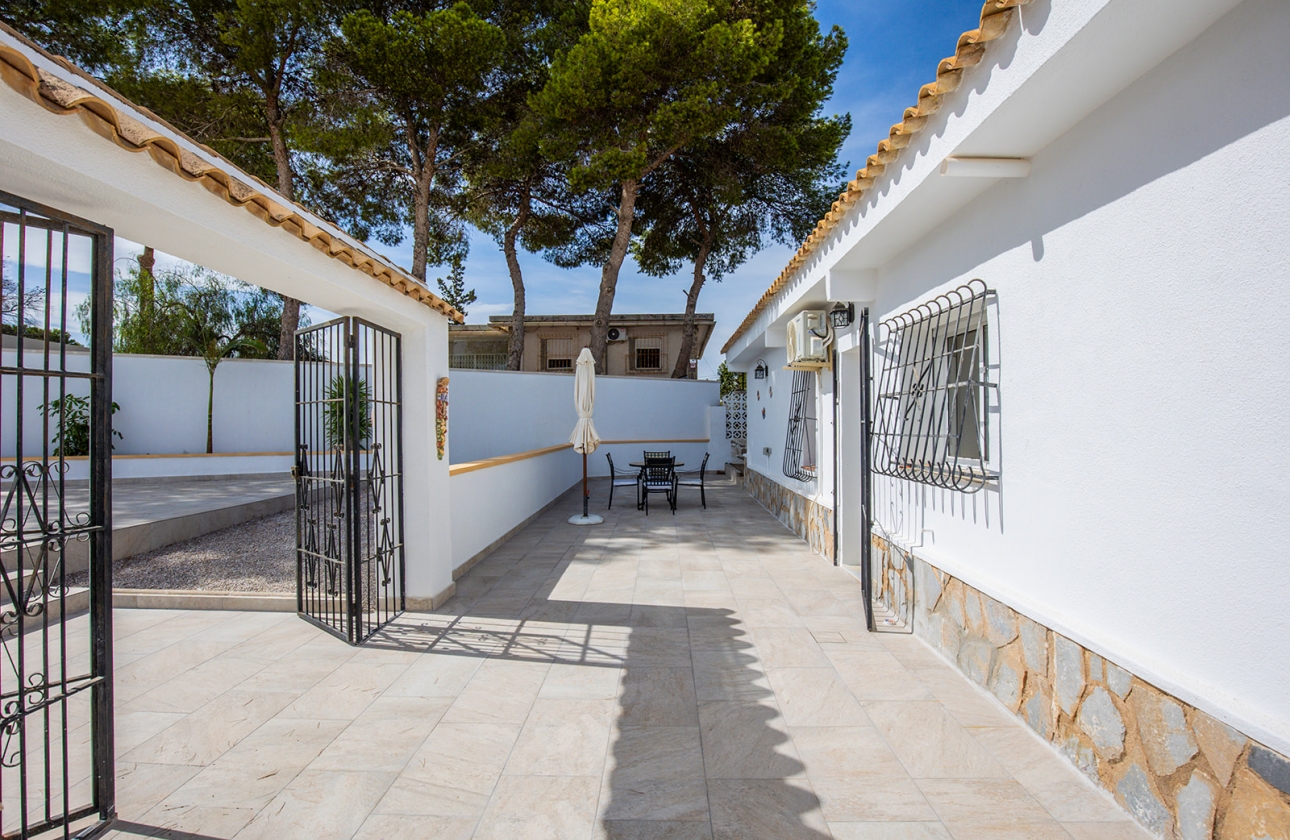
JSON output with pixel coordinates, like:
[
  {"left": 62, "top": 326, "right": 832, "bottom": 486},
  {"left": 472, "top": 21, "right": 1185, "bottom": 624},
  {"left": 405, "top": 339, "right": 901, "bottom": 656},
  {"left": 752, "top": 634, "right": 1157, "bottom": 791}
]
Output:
[
  {"left": 605, "top": 452, "right": 642, "bottom": 510},
  {"left": 675, "top": 452, "right": 710, "bottom": 509},
  {"left": 643, "top": 450, "right": 671, "bottom": 464},
  {"left": 639, "top": 458, "right": 677, "bottom": 515}
]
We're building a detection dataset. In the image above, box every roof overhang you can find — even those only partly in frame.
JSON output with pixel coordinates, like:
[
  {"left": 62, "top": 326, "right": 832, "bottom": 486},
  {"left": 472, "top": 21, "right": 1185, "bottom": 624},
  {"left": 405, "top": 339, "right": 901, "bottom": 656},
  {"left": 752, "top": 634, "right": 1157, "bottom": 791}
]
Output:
[{"left": 723, "top": 0, "right": 1245, "bottom": 362}]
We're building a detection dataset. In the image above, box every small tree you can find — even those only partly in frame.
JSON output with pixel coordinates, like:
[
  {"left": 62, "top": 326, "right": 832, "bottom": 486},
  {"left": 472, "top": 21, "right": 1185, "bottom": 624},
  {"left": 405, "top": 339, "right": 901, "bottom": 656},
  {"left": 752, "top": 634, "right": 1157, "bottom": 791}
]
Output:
[
  {"left": 168, "top": 276, "right": 270, "bottom": 453},
  {"left": 434, "top": 258, "right": 477, "bottom": 317}
]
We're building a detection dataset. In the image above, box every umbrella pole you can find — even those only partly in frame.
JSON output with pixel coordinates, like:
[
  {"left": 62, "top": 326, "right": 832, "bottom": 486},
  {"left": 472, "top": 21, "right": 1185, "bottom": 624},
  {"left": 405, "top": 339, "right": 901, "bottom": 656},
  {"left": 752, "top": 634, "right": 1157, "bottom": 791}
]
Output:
[{"left": 583, "top": 452, "right": 589, "bottom": 518}]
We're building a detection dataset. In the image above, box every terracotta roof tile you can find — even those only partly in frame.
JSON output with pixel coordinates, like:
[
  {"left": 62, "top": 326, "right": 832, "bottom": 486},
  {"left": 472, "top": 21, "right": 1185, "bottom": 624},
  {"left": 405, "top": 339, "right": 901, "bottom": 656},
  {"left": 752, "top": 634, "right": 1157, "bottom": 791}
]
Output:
[{"left": 721, "top": 0, "right": 1030, "bottom": 354}]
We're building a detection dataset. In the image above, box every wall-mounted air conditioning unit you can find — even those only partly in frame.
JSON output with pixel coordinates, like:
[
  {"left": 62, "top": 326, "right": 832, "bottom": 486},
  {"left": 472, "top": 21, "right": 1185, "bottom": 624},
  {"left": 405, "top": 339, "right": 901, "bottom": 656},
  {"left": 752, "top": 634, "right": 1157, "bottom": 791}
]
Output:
[
  {"left": 785, "top": 311, "right": 830, "bottom": 365},
  {"left": 606, "top": 327, "right": 626, "bottom": 342}
]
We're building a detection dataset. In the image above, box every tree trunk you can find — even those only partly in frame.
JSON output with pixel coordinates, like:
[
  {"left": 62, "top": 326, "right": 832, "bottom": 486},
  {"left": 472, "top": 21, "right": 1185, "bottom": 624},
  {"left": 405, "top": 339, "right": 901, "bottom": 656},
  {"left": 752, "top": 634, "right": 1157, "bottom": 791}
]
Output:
[
  {"left": 411, "top": 169, "right": 432, "bottom": 283},
  {"left": 266, "top": 95, "right": 304, "bottom": 360},
  {"left": 503, "top": 185, "right": 532, "bottom": 371},
  {"left": 205, "top": 364, "right": 215, "bottom": 454},
  {"left": 672, "top": 232, "right": 712, "bottom": 379},
  {"left": 588, "top": 179, "right": 639, "bottom": 373},
  {"left": 137, "top": 245, "right": 155, "bottom": 321}
]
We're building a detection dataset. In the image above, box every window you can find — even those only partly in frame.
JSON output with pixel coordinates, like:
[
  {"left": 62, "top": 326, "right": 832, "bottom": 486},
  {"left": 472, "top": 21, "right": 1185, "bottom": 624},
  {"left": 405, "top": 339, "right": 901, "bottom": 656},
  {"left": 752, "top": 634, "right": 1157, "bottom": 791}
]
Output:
[
  {"left": 543, "top": 337, "right": 576, "bottom": 372},
  {"left": 632, "top": 336, "right": 663, "bottom": 371},
  {"left": 783, "top": 370, "right": 817, "bottom": 481},
  {"left": 872, "top": 279, "right": 995, "bottom": 492}
]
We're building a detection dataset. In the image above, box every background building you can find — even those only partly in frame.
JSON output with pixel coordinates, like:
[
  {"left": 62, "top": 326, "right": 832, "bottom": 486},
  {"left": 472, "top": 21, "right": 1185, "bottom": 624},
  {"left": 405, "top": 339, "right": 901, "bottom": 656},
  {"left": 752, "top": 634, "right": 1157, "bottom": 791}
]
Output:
[{"left": 450, "top": 313, "right": 715, "bottom": 377}]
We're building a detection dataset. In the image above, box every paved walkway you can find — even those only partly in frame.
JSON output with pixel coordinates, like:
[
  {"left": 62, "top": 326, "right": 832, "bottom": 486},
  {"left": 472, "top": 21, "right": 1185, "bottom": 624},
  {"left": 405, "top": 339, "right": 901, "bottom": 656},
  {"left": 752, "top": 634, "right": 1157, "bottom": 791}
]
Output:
[{"left": 74, "top": 481, "right": 1148, "bottom": 839}]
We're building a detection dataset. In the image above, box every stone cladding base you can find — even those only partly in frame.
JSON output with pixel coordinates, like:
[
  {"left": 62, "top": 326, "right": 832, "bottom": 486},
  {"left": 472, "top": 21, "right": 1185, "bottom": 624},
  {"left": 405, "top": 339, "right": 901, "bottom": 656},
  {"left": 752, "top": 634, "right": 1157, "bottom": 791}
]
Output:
[
  {"left": 742, "top": 468, "right": 833, "bottom": 561},
  {"left": 874, "top": 535, "right": 1290, "bottom": 839}
]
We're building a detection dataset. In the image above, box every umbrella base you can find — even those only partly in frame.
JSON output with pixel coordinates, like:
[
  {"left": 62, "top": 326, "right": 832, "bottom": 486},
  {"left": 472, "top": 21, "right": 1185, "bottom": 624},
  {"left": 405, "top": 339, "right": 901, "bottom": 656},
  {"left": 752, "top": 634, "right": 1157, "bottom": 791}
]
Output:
[{"left": 567, "top": 514, "right": 604, "bottom": 526}]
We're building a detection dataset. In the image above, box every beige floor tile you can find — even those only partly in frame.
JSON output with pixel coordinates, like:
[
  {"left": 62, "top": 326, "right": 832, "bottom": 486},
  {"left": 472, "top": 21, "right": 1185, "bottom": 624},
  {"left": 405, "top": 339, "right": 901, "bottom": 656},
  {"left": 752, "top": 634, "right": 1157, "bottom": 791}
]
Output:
[
  {"left": 352, "top": 813, "right": 478, "bottom": 840},
  {"left": 540, "top": 663, "right": 623, "bottom": 699},
  {"left": 968, "top": 727, "right": 1131, "bottom": 823},
  {"left": 111, "top": 710, "right": 189, "bottom": 755},
  {"left": 698, "top": 699, "right": 805, "bottom": 779},
  {"left": 791, "top": 726, "right": 908, "bottom": 780},
  {"left": 136, "top": 802, "right": 259, "bottom": 838},
  {"left": 599, "top": 726, "right": 707, "bottom": 821},
  {"left": 472, "top": 775, "right": 601, "bottom": 840},
  {"left": 160, "top": 718, "right": 346, "bottom": 810},
  {"left": 233, "top": 650, "right": 351, "bottom": 695},
  {"left": 234, "top": 769, "right": 395, "bottom": 839},
  {"left": 114, "top": 641, "right": 241, "bottom": 704},
  {"left": 111, "top": 762, "right": 202, "bottom": 818},
  {"left": 504, "top": 698, "right": 615, "bottom": 777},
  {"left": 277, "top": 661, "right": 410, "bottom": 720},
  {"left": 747, "top": 627, "right": 831, "bottom": 668},
  {"left": 623, "top": 627, "right": 692, "bottom": 668},
  {"left": 692, "top": 650, "right": 772, "bottom": 702},
  {"left": 826, "top": 649, "right": 934, "bottom": 702},
  {"left": 918, "top": 779, "right": 1054, "bottom": 823},
  {"left": 707, "top": 778, "right": 831, "bottom": 840},
  {"left": 729, "top": 577, "right": 783, "bottom": 599},
  {"left": 442, "top": 659, "right": 549, "bottom": 725},
  {"left": 123, "top": 655, "right": 270, "bottom": 715},
  {"left": 122, "top": 690, "right": 298, "bottom": 766},
  {"left": 812, "top": 776, "right": 939, "bottom": 822},
  {"left": 1061, "top": 822, "right": 1154, "bottom": 839},
  {"left": 376, "top": 722, "right": 520, "bottom": 816},
  {"left": 944, "top": 821, "right": 1075, "bottom": 839},
  {"left": 783, "top": 589, "right": 853, "bottom": 617},
  {"left": 913, "top": 668, "right": 1018, "bottom": 727},
  {"left": 681, "top": 570, "right": 730, "bottom": 592},
  {"left": 595, "top": 820, "right": 713, "bottom": 839},
  {"left": 619, "top": 667, "right": 698, "bottom": 726},
  {"left": 828, "top": 822, "right": 952, "bottom": 839},
  {"left": 310, "top": 696, "right": 449, "bottom": 773},
  {"left": 766, "top": 668, "right": 871, "bottom": 727},
  {"left": 383, "top": 653, "right": 483, "bottom": 698},
  {"left": 630, "top": 602, "right": 689, "bottom": 626},
  {"left": 737, "top": 599, "right": 807, "bottom": 628},
  {"left": 867, "top": 703, "right": 1009, "bottom": 779}
]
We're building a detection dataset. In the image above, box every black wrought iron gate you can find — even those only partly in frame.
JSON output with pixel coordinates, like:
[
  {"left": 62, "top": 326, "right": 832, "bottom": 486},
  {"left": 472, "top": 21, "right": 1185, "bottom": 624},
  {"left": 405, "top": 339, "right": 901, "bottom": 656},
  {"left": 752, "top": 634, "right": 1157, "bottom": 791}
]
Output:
[
  {"left": 294, "top": 317, "right": 404, "bottom": 644},
  {"left": 0, "top": 192, "right": 115, "bottom": 837}
]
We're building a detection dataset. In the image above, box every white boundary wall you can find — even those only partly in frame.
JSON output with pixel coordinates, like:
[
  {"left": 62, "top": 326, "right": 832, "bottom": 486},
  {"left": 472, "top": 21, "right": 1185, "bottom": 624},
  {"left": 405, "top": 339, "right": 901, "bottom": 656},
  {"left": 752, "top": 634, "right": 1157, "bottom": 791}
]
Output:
[
  {"left": 450, "top": 448, "right": 583, "bottom": 570},
  {"left": 446, "top": 370, "right": 723, "bottom": 575},
  {"left": 449, "top": 369, "right": 722, "bottom": 475},
  {"left": 2, "top": 349, "right": 293, "bottom": 464}
]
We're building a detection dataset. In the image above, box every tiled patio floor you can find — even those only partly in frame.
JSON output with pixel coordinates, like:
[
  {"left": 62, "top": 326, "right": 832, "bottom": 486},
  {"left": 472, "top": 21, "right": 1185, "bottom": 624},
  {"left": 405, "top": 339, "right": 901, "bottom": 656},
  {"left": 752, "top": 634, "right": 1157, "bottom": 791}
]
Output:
[{"left": 84, "top": 480, "right": 1150, "bottom": 839}]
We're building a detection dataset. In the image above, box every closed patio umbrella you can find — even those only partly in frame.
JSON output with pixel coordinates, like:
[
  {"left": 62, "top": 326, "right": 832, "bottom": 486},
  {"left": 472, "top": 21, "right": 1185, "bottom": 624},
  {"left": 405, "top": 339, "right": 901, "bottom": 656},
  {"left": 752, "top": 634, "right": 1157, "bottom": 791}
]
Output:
[{"left": 568, "top": 347, "right": 603, "bottom": 525}]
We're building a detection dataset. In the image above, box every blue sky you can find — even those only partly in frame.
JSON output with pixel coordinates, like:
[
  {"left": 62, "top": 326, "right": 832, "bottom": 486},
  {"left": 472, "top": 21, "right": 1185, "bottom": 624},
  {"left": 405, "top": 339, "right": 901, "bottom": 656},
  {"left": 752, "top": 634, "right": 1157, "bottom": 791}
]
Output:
[{"left": 120, "top": 1, "right": 986, "bottom": 374}]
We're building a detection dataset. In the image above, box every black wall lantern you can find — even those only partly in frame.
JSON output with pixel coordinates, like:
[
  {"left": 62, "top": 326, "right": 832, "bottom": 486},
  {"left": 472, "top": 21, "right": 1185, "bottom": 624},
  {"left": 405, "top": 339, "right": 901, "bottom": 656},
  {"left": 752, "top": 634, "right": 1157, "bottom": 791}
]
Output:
[
  {"left": 753, "top": 359, "right": 769, "bottom": 380},
  {"left": 829, "top": 302, "right": 855, "bottom": 330}
]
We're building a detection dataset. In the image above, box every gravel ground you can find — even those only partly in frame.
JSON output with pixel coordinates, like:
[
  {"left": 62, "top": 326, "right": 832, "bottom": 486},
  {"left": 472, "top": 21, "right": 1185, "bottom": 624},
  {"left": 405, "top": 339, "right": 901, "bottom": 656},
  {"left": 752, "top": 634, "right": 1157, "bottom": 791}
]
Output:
[{"left": 71, "top": 510, "right": 295, "bottom": 592}]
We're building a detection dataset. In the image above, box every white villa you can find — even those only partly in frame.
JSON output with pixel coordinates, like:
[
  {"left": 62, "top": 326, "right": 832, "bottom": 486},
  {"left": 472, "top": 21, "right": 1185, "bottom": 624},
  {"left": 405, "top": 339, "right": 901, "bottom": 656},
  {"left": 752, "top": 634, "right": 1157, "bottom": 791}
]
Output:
[
  {"left": 723, "top": 0, "right": 1290, "bottom": 836},
  {"left": 0, "top": 0, "right": 1287, "bottom": 837}
]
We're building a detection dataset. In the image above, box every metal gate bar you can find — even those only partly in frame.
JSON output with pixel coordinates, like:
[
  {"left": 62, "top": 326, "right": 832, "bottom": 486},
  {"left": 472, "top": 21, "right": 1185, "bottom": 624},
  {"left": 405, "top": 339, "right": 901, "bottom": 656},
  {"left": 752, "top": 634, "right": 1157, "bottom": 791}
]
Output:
[
  {"left": 294, "top": 317, "right": 403, "bottom": 644},
  {"left": 0, "top": 191, "right": 114, "bottom": 838}
]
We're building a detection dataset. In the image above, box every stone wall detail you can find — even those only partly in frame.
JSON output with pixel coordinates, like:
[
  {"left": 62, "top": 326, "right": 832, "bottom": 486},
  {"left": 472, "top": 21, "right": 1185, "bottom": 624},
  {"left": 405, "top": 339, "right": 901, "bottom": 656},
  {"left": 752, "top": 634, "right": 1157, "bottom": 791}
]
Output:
[
  {"left": 875, "top": 536, "right": 1290, "bottom": 839},
  {"left": 743, "top": 469, "right": 833, "bottom": 561}
]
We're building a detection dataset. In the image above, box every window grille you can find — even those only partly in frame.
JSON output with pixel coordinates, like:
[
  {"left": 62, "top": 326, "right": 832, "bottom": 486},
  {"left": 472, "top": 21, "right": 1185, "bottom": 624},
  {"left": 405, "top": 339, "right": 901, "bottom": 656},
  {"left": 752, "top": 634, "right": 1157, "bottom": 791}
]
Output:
[
  {"left": 872, "top": 279, "right": 995, "bottom": 492},
  {"left": 783, "top": 370, "right": 817, "bottom": 481},
  {"left": 632, "top": 335, "right": 663, "bottom": 370},
  {"left": 543, "top": 337, "right": 576, "bottom": 371}
]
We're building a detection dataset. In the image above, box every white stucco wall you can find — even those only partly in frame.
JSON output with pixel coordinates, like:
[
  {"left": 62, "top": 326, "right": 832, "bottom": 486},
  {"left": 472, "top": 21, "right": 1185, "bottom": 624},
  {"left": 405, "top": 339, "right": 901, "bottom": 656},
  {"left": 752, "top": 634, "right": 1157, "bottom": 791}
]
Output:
[
  {"left": 858, "top": 0, "right": 1290, "bottom": 753},
  {"left": 448, "top": 369, "right": 721, "bottom": 475},
  {"left": 741, "top": 348, "right": 835, "bottom": 510},
  {"left": 450, "top": 448, "right": 584, "bottom": 570}
]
